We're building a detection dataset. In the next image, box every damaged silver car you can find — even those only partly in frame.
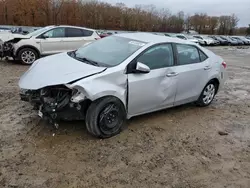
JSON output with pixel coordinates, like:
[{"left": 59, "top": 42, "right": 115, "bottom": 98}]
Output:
[{"left": 19, "top": 33, "right": 227, "bottom": 138}]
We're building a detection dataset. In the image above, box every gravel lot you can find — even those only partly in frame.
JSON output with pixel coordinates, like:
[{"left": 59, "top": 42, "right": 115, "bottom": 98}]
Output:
[{"left": 0, "top": 47, "right": 250, "bottom": 188}]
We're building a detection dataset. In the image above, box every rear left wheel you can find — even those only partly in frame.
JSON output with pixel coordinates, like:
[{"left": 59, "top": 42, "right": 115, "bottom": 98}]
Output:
[{"left": 197, "top": 82, "right": 218, "bottom": 107}]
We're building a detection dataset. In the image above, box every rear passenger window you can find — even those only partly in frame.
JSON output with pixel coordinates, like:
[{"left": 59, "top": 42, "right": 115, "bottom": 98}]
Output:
[
  {"left": 82, "top": 29, "right": 93, "bottom": 36},
  {"left": 66, "top": 28, "right": 83, "bottom": 37},
  {"left": 176, "top": 44, "right": 200, "bottom": 65},
  {"left": 199, "top": 50, "right": 208, "bottom": 62}
]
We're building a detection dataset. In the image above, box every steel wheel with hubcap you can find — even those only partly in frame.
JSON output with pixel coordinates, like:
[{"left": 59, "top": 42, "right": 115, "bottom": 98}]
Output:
[
  {"left": 197, "top": 82, "right": 218, "bottom": 106},
  {"left": 203, "top": 84, "right": 215, "bottom": 105}
]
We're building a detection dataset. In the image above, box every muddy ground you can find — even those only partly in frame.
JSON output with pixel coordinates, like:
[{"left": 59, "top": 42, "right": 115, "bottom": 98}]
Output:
[{"left": 0, "top": 47, "right": 250, "bottom": 188}]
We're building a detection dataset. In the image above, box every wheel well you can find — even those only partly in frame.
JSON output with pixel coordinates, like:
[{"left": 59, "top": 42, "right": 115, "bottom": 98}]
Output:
[
  {"left": 16, "top": 46, "right": 40, "bottom": 58},
  {"left": 209, "top": 78, "right": 220, "bottom": 94},
  {"left": 82, "top": 96, "right": 126, "bottom": 117}
]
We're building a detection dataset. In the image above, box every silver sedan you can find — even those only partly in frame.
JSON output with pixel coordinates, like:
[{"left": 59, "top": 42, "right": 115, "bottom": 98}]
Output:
[{"left": 19, "top": 33, "right": 227, "bottom": 138}]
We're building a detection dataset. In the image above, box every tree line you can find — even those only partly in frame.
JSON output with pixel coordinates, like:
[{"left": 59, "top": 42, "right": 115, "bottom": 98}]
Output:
[{"left": 0, "top": 0, "right": 247, "bottom": 35}]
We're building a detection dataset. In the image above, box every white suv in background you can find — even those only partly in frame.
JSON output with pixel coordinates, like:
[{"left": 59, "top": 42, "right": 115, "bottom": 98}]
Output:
[
  {"left": 193, "top": 35, "right": 218, "bottom": 46},
  {"left": 175, "top": 34, "right": 200, "bottom": 44},
  {"left": 4, "top": 25, "right": 100, "bottom": 64}
]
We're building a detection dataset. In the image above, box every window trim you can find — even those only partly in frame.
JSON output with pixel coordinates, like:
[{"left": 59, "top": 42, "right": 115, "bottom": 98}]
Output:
[
  {"left": 198, "top": 49, "right": 208, "bottom": 62},
  {"left": 126, "top": 42, "right": 176, "bottom": 74},
  {"left": 173, "top": 43, "right": 208, "bottom": 66}
]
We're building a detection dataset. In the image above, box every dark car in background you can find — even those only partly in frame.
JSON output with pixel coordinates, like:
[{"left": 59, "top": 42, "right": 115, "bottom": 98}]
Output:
[
  {"left": 232, "top": 36, "right": 250, "bottom": 45},
  {"left": 229, "top": 37, "right": 244, "bottom": 45},
  {"left": 220, "top": 36, "right": 238, "bottom": 45},
  {"left": 209, "top": 36, "right": 228, "bottom": 45}
]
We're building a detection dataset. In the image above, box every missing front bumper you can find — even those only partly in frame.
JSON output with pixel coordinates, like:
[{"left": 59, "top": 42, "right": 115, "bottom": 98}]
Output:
[{"left": 0, "top": 41, "right": 14, "bottom": 59}]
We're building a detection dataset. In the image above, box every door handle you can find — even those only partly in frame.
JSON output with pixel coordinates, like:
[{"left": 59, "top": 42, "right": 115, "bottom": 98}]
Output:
[
  {"left": 166, "top": 72, "right": 179, "bottom": 77},
  {"left": 204, "top": 66, "right": 212, "bottom": 70}
]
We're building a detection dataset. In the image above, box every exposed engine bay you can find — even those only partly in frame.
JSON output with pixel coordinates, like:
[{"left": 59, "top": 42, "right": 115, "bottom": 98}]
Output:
[
  {"left": 20, "top": 85, "right": 90, "bottom": 127},
  {"left": 0, "top": 40, "right": 14, "bottom": 59},
  {"left": 0, "top": 38, "right": 26, "bottom": 59}
]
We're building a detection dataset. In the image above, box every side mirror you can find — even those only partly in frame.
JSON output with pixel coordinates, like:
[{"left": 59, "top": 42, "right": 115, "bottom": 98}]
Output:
[
  {"left": 135, "top": 62, "right": 150, "bottom": 73},
  {"left": 41, "top": 34, "right": 49, "bottom": 39}
]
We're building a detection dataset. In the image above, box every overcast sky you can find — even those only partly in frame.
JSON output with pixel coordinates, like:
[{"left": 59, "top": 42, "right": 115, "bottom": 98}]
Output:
[{"left": 103, "top": 0, "right": 250, "bottom": 27}]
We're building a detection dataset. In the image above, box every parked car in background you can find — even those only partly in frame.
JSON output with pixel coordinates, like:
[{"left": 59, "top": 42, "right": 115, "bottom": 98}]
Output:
[
  {"left": 209, "top": 36, "right": 228, "bottom": 45},
  {"left": 220, "top": 36, "right": 238, "bottom": 46},
  {"left": 19, "top": 33, "right": 227, "bottom": 138},
  {"left": 175, "top": 34, "right": 200, "bottom": 44},
  {"left": 229, "top": 37, "right": 244, "bottom": 45},
  {"left": 11, "top": 26, "right": 41, "bottom": 35},
  {"left": 193, "top": 35, "right": 218, "bottom": 46},
  {"left": 0, "top": 27, "right": 11, "bottom": 32},
  {"left": 231, "top": 36, "right": 250, "bottom": 45},
  {"left": 0, "top": 25, "right": 100, "bottom": 64},
  {"left": 99, "top": 31, "right": 113, "bottom": 38}
]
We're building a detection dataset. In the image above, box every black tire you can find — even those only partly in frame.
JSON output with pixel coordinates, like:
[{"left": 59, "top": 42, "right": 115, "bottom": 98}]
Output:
[
  {"left": 18, "top": 48, "right": 38, "bottom": 65},
  {"left": 196, "top": 81, "right": 218, "bottom": 107},
  {"left": 85, "top": 97, "right": 126, "bottom": 138}
]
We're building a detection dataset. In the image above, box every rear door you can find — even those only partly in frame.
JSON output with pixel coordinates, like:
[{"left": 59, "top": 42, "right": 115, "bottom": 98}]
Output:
[
  {"left": 64, "top": 28, "right": 96, "bottom": 51},
  {"left": 173, "top": 43, "right": 211, "bottom": 105},
  {"left": 127, "top": 43, "right": 178, "bottom": 116},
  {"left": 40, "top": 27, "right": 67, "bottom": 55}
]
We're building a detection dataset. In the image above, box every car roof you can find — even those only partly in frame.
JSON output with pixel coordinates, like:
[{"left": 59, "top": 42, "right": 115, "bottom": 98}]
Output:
[
  {"left": 116, "top": 32, "right": 194, "bottom": 45},
  {"left": 47, "top": 25, "right": 96, "bottom": 31}
]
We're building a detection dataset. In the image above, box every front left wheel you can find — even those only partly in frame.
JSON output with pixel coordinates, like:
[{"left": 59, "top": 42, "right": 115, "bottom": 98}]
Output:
[
  {"left": 85, "top": 97, "right": 126, "bottom": 138},
  {"left": 18, "top": 48, "right": 38, "bottom": 65}
]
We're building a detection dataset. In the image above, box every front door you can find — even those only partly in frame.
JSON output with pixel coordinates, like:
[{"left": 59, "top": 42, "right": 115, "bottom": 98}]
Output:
[
  {"left": 40, "top": 27, "right": 67, "bottom": 55},
  {"left": 173, "top": 44, "right": 210, "bottom": 105},
  {"left": 127, "top": 43, "right": 178, "bottom": 116}
]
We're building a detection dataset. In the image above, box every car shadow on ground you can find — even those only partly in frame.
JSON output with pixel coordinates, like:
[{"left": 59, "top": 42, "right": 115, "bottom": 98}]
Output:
[
  {"left": 33, "top": 102, "right": 208, "bottom": 140},
  {"left": 0, "top": 59, "right": 22, "bottom": 65}
]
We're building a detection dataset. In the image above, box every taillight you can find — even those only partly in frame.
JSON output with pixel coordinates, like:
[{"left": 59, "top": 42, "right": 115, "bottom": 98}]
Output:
[{"left": 222, "top": 61, "right": 227, "bottom": 69}]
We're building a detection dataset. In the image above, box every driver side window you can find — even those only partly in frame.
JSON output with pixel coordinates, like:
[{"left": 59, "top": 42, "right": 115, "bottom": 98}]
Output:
[
  {"left": 137, "top": 44, "right": 174, "bottom": 70},
  {"left": 43, "top": 28, "right": 65, "bottom": 38}
]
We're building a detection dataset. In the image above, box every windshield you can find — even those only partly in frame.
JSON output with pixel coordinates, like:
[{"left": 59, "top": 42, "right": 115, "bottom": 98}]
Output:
[
  {"left": 73, "top": 36, "right": 146, "bottom": 67},
  {"left": 27, "top": 26, "right": 52, "bottom": 37}
]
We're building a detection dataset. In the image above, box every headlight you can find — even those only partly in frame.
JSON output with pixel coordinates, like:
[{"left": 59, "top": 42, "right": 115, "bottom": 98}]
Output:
[{"left": 71, "top": 90, "right": 86, "bottom": 103}]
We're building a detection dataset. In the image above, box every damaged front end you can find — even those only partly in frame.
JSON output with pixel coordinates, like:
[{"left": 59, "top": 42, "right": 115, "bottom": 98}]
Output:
[
  {"left": 20, "top": 85, "right": 90, "bottom": 128},
  {"left": 0, "top": 39, "right": 14, "bottom": 59}
]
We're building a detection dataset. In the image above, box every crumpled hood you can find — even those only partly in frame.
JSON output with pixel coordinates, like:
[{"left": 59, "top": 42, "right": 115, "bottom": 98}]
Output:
[
  {"left": 0, "top": 33, "right": 30, "bottom": 42},
  {"left": 19, "top": 53, "right": 106, "bottom": 90}
]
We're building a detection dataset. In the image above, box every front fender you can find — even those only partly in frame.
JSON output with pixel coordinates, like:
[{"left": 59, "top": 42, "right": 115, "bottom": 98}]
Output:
[{"left": 71, "top": 70, "right": 127, "bottom": 107}]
